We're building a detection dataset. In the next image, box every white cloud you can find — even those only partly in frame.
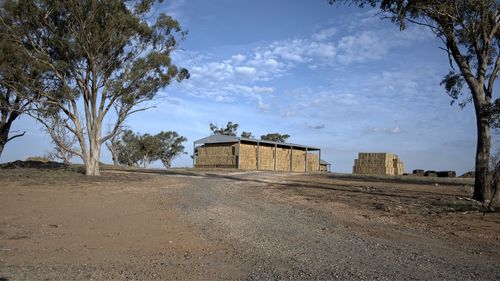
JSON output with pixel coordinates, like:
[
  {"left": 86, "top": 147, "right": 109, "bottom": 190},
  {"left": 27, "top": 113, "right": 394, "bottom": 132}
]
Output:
[
  {"left": 365, "top": 126, "right": 402, "bottom": 134},
  {"left": 231, "top": 54, "right": 247, "bottom": 64},
  {"left": 235, "top": 66, "right": 257, "bottom": 76},
  {"left": 173, "top": 12, "right": 433, "bottom": 110},
  {"left": 308, "top": 124, "right": 326, "bottom": 130},
  {"left": 311, "top": 27, "right": 337, "bottom": 41}
]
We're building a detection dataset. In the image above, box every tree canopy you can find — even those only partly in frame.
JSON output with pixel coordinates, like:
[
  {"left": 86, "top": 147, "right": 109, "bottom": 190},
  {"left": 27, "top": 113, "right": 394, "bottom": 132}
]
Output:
[
  {"left": 209, "top": 122, "right": 239, "bottom": 136},
  {"left": 261, "top": 133, "right": 291, "bottom": 143},
  {"left": 0, "top": 0, "right": 189, "bottom": 175},
  {"left": 116, "top": 130, "right": 186, "bottom": 168}
]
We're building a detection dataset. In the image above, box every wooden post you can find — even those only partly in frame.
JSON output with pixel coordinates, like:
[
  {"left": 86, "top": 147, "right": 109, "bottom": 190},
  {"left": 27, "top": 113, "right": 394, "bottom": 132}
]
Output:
[
  {"left": 305, "top": 148, "right": 308, "bottom": 172},
  {"left": 257, "top": 142, "right": 260, "bottom": 170},
  {"left": 192, "top": 142, "right": 196, "bottom": 168},
  {"left": 290, "top": 146, "right": 293, "bottom": 172},
  {"left": 237, "top": 140, "right": 241, "bottom": 169},
  {"left": 318, "top": 149, "right": 321, "bottom": 172},
  {"left": 274, "top": 144, "right": 277, "bottom": 171}
]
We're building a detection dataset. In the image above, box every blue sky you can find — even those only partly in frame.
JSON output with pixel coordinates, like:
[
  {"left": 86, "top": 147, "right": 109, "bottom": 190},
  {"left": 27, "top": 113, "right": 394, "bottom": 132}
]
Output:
[{"left": 3, "top": 0, "right": 499, "bottom": 174}]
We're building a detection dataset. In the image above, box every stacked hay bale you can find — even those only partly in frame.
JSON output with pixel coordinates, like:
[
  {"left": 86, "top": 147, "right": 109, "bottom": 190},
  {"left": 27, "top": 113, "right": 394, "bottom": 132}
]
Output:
[
  {"left": 275, "top": 147, "right": 291, "bottom": 171},
  {"left": 353, "top": 153, "right": 405, "bottom": 176},
  {"left": 291, "top": 149, "right": 306, "bottom": 172},
  {"left": 239, "top": 143, "right": 257, "bottom": 170},
  {"left": 393, "top": 158, "right": 405, "bottom": 175},
  {"left": 195, "top": 143, "right": 237, "bottom": 168},
  {"left": 306, "top": 153, "right": 319, "bottom": 172},
  {"left": 258, "top": 144, "right": 275, "bottom": 170}
]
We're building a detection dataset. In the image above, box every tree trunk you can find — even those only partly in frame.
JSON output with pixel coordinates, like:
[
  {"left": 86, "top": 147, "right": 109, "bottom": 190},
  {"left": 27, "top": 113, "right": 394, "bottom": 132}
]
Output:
[
  {"left": 0, "top": 138, "right": 5, "bottom": 160},
  {"left": 112, "top": 151, "right": 119, "bottom": 166},
  {"left": 472, "top": 112, "right": 491, "bottom": 202},
  {"left": 0, "top": 125, "right": 8, "bottom": 160},
  {"left": 85, "top": 129, "right": 101, "bottom": 176}
]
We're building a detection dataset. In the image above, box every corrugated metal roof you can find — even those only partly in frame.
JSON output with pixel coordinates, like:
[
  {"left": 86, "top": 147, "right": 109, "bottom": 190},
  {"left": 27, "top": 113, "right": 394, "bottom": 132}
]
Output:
[
  {"left": 320, "top": 159, "right": 331, "bottom": 165},
  {"left": 194, "top": 134, "right": 320, "bottom": 150}
]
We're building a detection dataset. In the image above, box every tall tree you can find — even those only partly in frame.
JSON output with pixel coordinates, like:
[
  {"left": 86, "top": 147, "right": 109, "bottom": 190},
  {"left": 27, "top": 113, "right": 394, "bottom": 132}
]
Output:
[
  {"left": 116, "top": 129, "right": 186, "bottom": 168},
  {"left": 0, "top": 0, "right": 189, "bottom": 175},
  {"left": 117, "top": 130, "right": 141, "bottom": 167},
  {"left": 209, "top": 121, "right": 239, "bottom": 136},
  {"left": 156, "top": 131, "right": 187, "bottom": 168},
  {"left": 138, "top": 133, "right": 161, "bottom": 168},
  {"left": 261, "top": 133, "right": 290, "bottom": 143},
  {"left": 329, "top": 0, "right": 500, "bottom": 203}
]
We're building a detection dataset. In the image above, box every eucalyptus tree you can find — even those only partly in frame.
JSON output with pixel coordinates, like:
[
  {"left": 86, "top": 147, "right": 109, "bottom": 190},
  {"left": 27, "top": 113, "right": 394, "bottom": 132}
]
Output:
[
  {"left": 330, "top": 0, "right": 500, "bottom": 202},
  {"left": 156, "top": 131, "right": 187, "bottom": 168},
  {"left": 209, "top": 121, "right": 239, "bottom": 136},
  {"left": 240, "top": 131, "right": 254, "bottom": 138},
  {"left": 261, "top": 133, "right": 290, "bottom": 143},
  {"left": 0, "top": 0, "right": 189, "bottom": 175}
]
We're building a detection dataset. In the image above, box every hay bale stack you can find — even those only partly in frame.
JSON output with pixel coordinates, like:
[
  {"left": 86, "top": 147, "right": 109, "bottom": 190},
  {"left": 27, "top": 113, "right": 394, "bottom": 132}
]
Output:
[
  {"left": 307, "top": 153, "right": 319, "bottom": 172},
  {"left": 275, "top": 147, "right": 291, "bottom": 171},
  {"left": 239, "top": 143, "right": 257, "bottom": 170},
  {"left": 258, "top": 145, "right": 275, "bottom": 170},
  {"left": 195, "top": 143, "right": 237, "bottom": 168},
  {"left": 424, "top": 170, "right": 438, "bottom": 177},
  {"left": 413, "top": 169, "right": 425, "bottom": 176},
  {"left": 353, "top": 152, "right": 404, "bottom": 176},
  {"left": 291, "top": 150, "right": 306, "bottom": 172},
  {"left": 437, "top": 171, "right": 456, "bottom": 178}
]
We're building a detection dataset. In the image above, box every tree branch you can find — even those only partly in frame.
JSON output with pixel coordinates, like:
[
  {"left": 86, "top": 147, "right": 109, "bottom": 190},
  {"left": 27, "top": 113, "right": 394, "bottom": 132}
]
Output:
[
  {"left": 6, "top": 130, "right": 25, "bottom": 142},
  {"left": 487, "top": 43, "right": 500, "bottom": 97}
]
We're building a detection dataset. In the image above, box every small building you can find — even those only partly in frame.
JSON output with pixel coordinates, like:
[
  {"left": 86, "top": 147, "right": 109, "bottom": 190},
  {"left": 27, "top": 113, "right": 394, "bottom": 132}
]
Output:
[
  {"left": 320, "top": 160, "right": 331, "bottom": 172},
  {"left": 353, "top": 152, "right": 404, "bottom": 176},
  {"left": 193, "top": 135, "right": 323, "bottom": 172}
]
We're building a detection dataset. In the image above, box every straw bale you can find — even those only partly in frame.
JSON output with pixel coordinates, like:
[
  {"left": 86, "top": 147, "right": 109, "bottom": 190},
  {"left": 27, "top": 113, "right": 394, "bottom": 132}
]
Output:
[
  {"left": 425, "top": 170, "right": 438, "bottom": 177},
  {"left": 258, "top": 144, "right": 275, "bottom": 171},
  {"left": 437, "top": 171, "right": 456, "bottom": 178},
  {"left": 239, "top": 143, "right": 258, "bottom": 170},
  {"left": 195, "top": 143, "right": 237, "bottom": 168},
  {"left": 353, "top": 152, "right": 404, "bottom": 175}
]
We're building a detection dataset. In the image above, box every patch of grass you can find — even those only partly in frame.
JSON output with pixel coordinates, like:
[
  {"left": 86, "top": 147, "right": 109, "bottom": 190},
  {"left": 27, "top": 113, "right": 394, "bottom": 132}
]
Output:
[{"left": 433, "top": 199, "right": 480, "bottom": 212}]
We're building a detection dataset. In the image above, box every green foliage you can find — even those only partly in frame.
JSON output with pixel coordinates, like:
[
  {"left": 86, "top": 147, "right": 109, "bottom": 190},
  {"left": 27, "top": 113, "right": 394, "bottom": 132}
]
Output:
[
  {"left": 240, "top": 131, "right": 254, "bottom": 138},
  {"left": 0, "top": 0, "right": 189, "bottom": 174},
  {"left": 116, "top": 130, "right": 186, "bottom": 168},
  {"left": 209, "top": 121, "right": 239, "bottom": 136},
  {"left": 260, "top": 133, "right": 290, "bottom": 143},
  {"left": 156, "top": 131, "right": 187, "bottom": 168}
]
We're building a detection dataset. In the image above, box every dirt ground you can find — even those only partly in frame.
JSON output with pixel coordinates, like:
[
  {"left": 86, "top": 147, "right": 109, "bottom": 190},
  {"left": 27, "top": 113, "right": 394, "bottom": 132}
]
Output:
[{"left": 1, "top": 165, "right": 499, "bottom": 280}]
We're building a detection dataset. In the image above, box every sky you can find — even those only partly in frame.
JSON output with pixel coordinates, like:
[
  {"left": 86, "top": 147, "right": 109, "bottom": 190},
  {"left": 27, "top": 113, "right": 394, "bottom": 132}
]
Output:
[{"left": 3, "top": 0, "right": 499, "bottom": 174}]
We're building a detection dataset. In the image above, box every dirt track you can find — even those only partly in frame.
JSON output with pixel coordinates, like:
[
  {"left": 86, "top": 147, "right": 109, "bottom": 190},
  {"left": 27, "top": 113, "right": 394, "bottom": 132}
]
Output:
[{"left": 1, "top": 167, "right": 499, "bottom": 280}]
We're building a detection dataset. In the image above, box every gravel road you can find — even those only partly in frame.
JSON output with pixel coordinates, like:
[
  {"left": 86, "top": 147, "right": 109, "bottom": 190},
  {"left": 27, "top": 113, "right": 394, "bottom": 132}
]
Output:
[
  {"left": 168, "top": 171, "right": 500, "bottom": 280},
  {"left": 1, "top": 168, "right": 499, "bottom": 280}
]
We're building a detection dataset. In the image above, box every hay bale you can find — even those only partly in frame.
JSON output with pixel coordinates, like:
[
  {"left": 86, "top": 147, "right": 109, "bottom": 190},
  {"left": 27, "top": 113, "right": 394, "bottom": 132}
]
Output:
[
  {"left": 460, "top": 171, "right": 475, "bottom": 178},
  {"left": 437, "top": 171, "right": 456, "bottom": 178},
  {"left": 353, "top": 152, "right": 404, "bottom": 175},
  {"left": 424, "top": 170, "right": 438, "bottom": 177},
  {"left": 413, "top": 169, "right": 425, "bottom": 176}
]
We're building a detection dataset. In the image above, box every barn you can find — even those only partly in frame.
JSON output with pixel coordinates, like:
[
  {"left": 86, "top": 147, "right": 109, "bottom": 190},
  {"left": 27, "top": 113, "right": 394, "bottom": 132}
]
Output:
[{"left": 193, "top": 135, "right": 324, "bottom": 172}]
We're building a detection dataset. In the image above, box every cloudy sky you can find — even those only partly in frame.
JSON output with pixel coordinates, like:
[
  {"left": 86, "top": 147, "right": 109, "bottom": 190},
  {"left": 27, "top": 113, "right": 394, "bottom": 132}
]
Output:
[{"left": 4, "top": 0, "right": 499, "bottom": 174}]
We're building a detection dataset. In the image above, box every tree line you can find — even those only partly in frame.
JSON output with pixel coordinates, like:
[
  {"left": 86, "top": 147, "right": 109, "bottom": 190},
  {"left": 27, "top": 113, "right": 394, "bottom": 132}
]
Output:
[{"left": 209, "top": 121, "right": 291, "bottom": 143}]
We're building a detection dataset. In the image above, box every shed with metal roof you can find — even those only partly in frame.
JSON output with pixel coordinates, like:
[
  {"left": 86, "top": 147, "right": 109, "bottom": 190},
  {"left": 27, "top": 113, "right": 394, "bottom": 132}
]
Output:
[{"left": 193, "top": 135, "right": 323, "bottom": 172}]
